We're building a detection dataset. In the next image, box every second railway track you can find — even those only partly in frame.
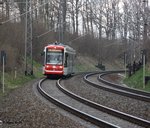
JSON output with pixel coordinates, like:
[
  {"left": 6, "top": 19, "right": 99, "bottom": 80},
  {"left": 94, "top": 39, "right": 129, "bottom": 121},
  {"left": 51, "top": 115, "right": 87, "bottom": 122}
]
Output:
[
  {"left": 84, "top": 71, "right": 150, "bottom": 102},
  {"left": 37, "top": 72, "right": 150, "bottom": 128},
  {"left": 99, "top": 71, "right": 150, "bottom": 97}
]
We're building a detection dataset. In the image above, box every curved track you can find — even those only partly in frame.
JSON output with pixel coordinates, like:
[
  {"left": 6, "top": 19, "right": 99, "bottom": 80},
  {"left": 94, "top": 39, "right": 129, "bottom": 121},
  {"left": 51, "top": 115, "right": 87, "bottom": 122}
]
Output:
[
  {"left": 98, "top": 71, "right": 150, "bottom": 97},
  {"left": 84, "top": 71, "right": 150, "bottom": 102},
  {"left": 57, "top": 78, "right": 150, "bottom": 128},
  {"left": 37, "top": 73, "right": 150, "bottom": 128},
  {"left": 37, "top": 78, "right": 119, "bottom": 128}
]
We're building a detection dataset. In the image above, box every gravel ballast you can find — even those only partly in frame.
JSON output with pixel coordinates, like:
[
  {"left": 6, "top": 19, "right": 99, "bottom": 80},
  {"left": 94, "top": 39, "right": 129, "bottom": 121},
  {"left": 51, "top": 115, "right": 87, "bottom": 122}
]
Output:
[
  {"left": 62, "top": 75, "right": 150, "bottom": 121},
  {"left": 0, "top": 79, "right": 88, "bottom": 128},
  {"left": 0, "top": 74, "right": 149, "bottom": 128}
]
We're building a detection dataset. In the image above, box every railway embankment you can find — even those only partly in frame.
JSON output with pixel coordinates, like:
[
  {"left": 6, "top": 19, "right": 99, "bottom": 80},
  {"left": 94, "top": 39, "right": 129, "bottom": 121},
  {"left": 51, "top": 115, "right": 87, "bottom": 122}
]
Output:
[{"left": 124, "top": 67, "right": 150, "bottom": 92}]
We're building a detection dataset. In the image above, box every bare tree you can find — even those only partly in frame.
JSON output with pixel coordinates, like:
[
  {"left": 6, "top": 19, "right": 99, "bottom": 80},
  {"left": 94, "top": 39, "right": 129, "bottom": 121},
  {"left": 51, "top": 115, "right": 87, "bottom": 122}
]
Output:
[{"left": 16, "top": 0, "right": 26, "bottom": 22}]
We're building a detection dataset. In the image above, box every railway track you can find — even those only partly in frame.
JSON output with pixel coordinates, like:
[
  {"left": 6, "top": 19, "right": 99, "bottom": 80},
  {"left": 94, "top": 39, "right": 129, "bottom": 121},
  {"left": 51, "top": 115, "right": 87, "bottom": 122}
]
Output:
[
  {"left": 37, "top": 78, "right": 119, "bottom": 128},
  {"left": 37, "top": 72, "right": 150, "bottom": 128},
  {"left": 84, "top": 71, "right": 150, "bottom": 102},
  {"left": 98, "top": 71, "right": 150, "bottom": 97}
]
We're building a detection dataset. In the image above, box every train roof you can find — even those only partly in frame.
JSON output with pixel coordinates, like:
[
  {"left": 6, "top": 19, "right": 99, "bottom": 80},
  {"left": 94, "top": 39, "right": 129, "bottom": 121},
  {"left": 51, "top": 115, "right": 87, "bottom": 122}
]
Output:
[{"left": 44, "top": 43, "right": 76, "bottom": 53}]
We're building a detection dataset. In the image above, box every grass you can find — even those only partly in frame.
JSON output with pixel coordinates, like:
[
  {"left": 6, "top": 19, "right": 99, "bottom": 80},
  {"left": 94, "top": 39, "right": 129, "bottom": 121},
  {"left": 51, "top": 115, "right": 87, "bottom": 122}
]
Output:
[
  {"left": 123, "top": 66, "right": 150, "bottom": 92},
  {"left": 0, "top": 61, "right": 43, "bottom": 97},
  {"left": 75, "top": 64, "right": 99, "bottom": 72},
  {"left": 75, "top": 55, "right": 100, "bottom": 72}
]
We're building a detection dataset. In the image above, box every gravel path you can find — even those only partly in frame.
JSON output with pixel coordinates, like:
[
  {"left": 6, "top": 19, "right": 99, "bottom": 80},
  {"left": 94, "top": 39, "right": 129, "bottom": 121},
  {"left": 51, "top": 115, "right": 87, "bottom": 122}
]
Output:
[{"left": 0, "top": 79, "right": 88, "bottom": 128}]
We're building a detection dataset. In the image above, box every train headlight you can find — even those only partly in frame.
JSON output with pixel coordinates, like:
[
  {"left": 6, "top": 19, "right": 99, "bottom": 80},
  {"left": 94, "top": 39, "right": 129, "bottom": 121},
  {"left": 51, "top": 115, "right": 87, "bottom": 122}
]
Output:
[
  {"left": 46, "top": 65, "right": 49, "bottom": 68},
  {"left": 59, "top": 66, "right": 63, "bottom": 69},
  {"left": 52, "top": 66, "right": 56, "bottom": 68}
]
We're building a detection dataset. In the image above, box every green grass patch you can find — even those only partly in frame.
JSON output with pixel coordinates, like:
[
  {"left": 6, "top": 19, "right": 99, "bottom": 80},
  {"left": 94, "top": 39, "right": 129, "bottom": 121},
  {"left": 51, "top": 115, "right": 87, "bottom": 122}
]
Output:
[
  {"left": 75, "top": 64, "right": 98, "bottom": 72},
  {"left": 0, "top": 61, "right": 43, "bottom": 97},
  {"left": 0, "top": 73, "right": 35, "bottom": 97},
  {"left": 123, "top": 66, "right": 150, "bottom": 92}
]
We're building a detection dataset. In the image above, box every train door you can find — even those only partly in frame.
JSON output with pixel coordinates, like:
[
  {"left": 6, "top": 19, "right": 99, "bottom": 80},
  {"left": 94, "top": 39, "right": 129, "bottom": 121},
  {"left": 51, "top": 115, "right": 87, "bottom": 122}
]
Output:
[
  {"left": 64, "top": 52, "right": 68, "bottom": 75},
  {"left": 64, "top": 52, "right": 75, "bottom": 75}
]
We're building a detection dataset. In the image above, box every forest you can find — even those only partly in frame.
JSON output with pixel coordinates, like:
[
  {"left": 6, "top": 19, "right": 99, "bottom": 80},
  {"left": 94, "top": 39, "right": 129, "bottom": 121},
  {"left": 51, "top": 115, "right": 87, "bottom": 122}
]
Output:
[{"left": 0, "top": 0, "right": 150, "bottom": 72}]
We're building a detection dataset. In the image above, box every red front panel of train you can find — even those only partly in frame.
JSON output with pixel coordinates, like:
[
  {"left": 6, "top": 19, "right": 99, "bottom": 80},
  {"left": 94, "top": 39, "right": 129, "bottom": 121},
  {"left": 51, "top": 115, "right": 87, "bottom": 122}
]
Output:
[
  {"left": 44, "top": 64, "right": 64, "bottom": 75},
  {"left": 43, "top": 45, "right": 64, "bottom": 75}
]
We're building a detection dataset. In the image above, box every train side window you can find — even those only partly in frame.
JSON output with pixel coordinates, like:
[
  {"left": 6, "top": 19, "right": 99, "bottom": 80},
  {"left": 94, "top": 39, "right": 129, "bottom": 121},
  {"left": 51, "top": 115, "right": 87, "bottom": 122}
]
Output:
[{"left": 64, "top": 53, "right": 68, "bottom": 67}]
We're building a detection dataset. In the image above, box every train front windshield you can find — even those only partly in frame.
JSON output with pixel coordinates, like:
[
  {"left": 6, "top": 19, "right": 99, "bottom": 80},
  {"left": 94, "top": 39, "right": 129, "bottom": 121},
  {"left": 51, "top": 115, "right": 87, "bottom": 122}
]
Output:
[{"left": 46, "top": 50, "right": 63, "bottom": 65}]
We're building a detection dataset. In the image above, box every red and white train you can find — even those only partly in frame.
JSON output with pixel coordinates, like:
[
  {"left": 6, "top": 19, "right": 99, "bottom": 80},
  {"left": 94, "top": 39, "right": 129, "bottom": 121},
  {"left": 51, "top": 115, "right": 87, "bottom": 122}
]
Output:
[{"left": 42, "top": 43, "right": 76, "bottom": 77}]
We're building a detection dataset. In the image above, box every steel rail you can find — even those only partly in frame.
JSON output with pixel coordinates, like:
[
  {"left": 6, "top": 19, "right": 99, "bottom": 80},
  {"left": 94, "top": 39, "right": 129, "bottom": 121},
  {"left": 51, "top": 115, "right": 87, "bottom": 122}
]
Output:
[
  {"left": 57, "top": 78, "right": 150, "bottom": 128},
  {"left": 98, "top": 71, "right": 150, "bottom": 97},
  {"left": 84, "top": 71, "right": 150, "bottom": 102},
  {"left": 37, "top": 78, "right": 119, "bottom": 128}
]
